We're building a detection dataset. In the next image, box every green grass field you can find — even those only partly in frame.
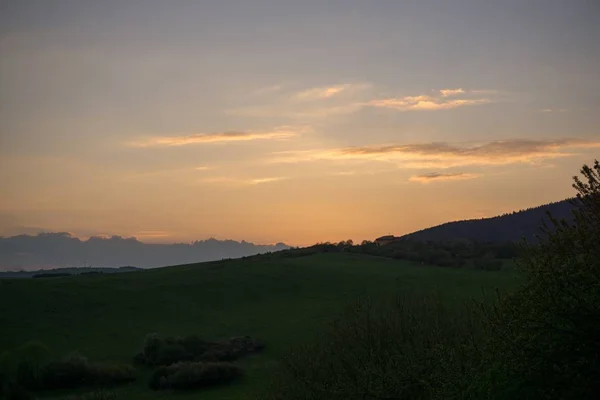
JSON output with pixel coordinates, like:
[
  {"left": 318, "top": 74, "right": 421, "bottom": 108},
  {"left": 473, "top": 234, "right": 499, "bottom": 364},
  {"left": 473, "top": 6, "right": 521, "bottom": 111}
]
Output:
[{"left": 0, "top": 253, "right": 519, "bottom": 399}]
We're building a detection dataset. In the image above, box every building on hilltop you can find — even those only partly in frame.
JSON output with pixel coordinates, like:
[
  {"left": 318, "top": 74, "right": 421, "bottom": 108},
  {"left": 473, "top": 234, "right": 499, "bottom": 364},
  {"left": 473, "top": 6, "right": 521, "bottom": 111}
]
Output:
[{"left": 374, "top": 235, "right": 399, "bottom": 246}]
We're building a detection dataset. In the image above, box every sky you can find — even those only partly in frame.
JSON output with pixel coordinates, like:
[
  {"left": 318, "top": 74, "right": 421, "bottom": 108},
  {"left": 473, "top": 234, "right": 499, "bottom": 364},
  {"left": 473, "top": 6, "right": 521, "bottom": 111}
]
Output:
[{"left": 1, "top": 0, "right": 599, "bottom": 246}]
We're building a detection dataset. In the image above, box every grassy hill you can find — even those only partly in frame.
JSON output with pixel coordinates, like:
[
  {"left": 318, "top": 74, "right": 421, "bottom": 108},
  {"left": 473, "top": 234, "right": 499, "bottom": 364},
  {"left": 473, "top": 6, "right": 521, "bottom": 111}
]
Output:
[{"left": 0, "top": 252, "right": 518, "bottom": 399}]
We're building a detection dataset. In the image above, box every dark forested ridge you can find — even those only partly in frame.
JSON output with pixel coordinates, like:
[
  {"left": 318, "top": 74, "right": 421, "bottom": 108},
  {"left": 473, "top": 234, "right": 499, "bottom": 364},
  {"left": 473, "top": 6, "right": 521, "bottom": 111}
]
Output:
[
  {"left": 401, "top": 199, "right": 577, "bottom": 243},
  {"left": 0, "top": 233, "right": 289, "bottom": 271}
]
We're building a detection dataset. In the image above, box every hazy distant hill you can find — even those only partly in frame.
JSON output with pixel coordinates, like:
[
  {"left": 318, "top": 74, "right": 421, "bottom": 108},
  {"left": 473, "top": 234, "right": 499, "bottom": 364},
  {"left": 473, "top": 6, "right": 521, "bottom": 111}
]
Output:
[
  {"left": 0, "top": 233, "right": 289, "bottom": 271},
  {"left": 401, "top": 199, "right": 577, "bottom": 243},
  {"left": 0, "top": 266, "right": 142, "bottom": 279}
]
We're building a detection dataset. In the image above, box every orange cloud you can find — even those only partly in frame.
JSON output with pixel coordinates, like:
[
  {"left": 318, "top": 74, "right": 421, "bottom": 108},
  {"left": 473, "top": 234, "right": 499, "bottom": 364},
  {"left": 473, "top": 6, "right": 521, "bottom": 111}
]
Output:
[
  {"left": 369, "top": 92, "right": 490, "bottom": 111},
  {"left": 439, "top": 88, "right": 465, "bottom": 97},
  {"left": 129, "top": 126, "right": 302, "bottom": 147},
  {"left": 133, "top": 230, "right": 171, "bottom": 238},
  {"left": 294, "top": 83, "right": 371, "bottom": 100},
  {"left": 200, "top": 176, "right": 289, "bottom": 186},
  {"left": 270, "top": 138, "right": 600, "bottom": 169},
  {"left": 409, "top": 172, "right": 482, "bottom": 183}
]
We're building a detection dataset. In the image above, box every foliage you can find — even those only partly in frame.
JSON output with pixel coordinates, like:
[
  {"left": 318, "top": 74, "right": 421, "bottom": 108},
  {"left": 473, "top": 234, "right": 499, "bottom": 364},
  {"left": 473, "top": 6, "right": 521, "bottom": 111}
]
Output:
[
  {"left": 135, "top": 334, "right": 264, "bottom": 366},
  {"left": 61, "top": 390, "right": 117, "bottom": 400},
  {"left": 32, "top": 273, "right": 73, "bottom": 278},
  {"left": 38, "top": 353, "right": 135, "bottom": 390},
  {"left": 264, "top": 292, "right": 485, "bottom": 400},
  {"left": 2, "top": 381, "right": 36, "bottom": 400},
  {"left": 475, "top": 160, "right": 600, "bottom": 400},
  {"left": 148, "top": 361, "right": 242, "bottom": 391}
]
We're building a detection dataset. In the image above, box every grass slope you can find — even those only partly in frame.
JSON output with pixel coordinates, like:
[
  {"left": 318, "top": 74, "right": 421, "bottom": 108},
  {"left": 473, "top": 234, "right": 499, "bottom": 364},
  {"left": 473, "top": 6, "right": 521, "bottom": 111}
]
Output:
[{"left": 0, "top": 253, "right": 518, "bottom": 399}]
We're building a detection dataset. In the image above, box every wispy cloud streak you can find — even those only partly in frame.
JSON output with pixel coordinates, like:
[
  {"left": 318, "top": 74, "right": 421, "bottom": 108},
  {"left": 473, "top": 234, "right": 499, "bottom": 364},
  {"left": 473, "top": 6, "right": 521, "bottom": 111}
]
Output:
[
  {"left": 369, "top": 88, "right": 491, "bottom": 111},
  {"left": 409, "top": 172, "right": 481, "bottom": 183},
  {"left": 200, "top": 176, "right": 289, "bottom": 186},
  {"left": 129, "top": 127, "right": 302, "bottom": 147},
  {"left": 270, "top": 139, "right": 600, "bottom": 169},
  {"left": 294, "top": 83, "right": 371, "bottom": 100}
]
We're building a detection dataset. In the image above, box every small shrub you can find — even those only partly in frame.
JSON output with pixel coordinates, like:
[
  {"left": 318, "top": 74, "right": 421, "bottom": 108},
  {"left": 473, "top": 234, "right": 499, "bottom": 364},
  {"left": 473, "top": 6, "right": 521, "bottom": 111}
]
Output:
[
  {"left": 154, "top": 344, "right": 191, "bottom": 366},
  {"left": 148, "top": 366, "right": 168, "bottom": 390},
  {"left": 3, "top": 382, "right": 36, "bottom": 400},
  {"left": 41, "top": 354, "right": 90, "bottom": 389},
  {"left": 149, "top": 362, "right": 242, "bottom": 391},
  {"left": 40, "top": 354, "right": 135, "bottom": 390},
  {"left": 62, "top": 390, "right": 117, "bottom": 400},
  {"left": 90, "top": 363, "right": 135, "bottom": 385},
  {"left": 137, "top": 333, "right": 264, "bottom": 366}
]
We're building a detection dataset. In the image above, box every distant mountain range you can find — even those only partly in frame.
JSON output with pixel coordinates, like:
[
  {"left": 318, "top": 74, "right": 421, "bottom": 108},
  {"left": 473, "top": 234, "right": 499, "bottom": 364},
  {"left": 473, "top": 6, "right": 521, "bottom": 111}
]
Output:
[
  {"left": 0, "top": 233, "right": 289, "bottom": 271},
  {"left": 399, "top": 199, "right": 577, "bottom": 243}
]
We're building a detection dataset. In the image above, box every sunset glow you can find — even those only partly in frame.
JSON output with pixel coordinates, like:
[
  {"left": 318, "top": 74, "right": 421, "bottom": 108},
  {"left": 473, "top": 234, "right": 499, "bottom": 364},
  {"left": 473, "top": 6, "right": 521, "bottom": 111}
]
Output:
[{"left": 1, "top": 1, "right": 599, "bottom": 246}]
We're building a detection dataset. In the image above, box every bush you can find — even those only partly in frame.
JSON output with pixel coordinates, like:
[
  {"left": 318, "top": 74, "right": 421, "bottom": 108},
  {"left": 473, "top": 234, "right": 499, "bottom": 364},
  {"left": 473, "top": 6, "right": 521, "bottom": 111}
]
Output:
[
  {"left": 3, "top": 382, "right": 36, "bottom": 400},
  {"left": 90, "top": 363, "right": 136, "bottom": 385},
  {"left": 41, "top": 354, "right": 91, "bottom": 389},
  {"left": 136, "top": 333, "right": 264, "bottom": 366},
  {"left": 264, "top": 291, "right": 484, "bottom": 400},
  {"left": 154, "top": 344, "right": 191, "bottom": 366},
  {"left": 62, "top": 390, "right": 117, "bottom": 400},
  {"left": 40, "top": 354, "right": 135, "bottom": 390},
  {"left": 148, "top": 362, "right": 242, "bottom": 391}
]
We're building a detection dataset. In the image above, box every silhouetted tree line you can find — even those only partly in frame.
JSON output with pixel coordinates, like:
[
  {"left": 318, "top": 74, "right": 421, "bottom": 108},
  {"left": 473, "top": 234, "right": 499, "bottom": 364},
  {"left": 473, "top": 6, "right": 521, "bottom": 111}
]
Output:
[
  {"left": 281, "top": 239, "right": 517, "bottom": 269},
  {"left": 402, "top": 198, "right": 577, "bottom": 243}
]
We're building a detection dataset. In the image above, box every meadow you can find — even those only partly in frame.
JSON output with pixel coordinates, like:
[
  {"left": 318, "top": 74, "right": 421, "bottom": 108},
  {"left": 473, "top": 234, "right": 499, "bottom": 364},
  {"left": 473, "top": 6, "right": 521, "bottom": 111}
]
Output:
[{"left": 0, "top": 252, "right": 518, "bottom": 399}]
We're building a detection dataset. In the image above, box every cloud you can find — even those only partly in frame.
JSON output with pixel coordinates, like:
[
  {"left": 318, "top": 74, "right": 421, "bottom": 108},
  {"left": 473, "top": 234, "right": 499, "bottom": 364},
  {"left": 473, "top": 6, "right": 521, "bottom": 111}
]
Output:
[
  {"left": 269, "top": 138, "right": 600, "bottom": 169},
  {"left": 200, "top": 176, "right": 289, "bottom": 186},
  {"left": 231, "top": 84, "right": 485, "bottom": 119},
  {"left": 229, "top": 103, "right": 363, "bottom": 119},
  {"left": 247, "top": 177, "right": 288, "bottom": 185},
  {"left": 409, "top": 172, "right": 482, "bottom": 184},
  {"left": 540, "top": 108, "right": 568, "bottom": 113},
  {"left": 330, "top": 171, "right": 357, "bottom": 176},
  {"left": 253, "top": 84, "right": 283, "bottom": 95},
  {"left": 294, "top": 83, "right": 371, "bottom": 100},
  {"left": 368, "top": 89, "right": 490, "bottom": 111},
  {"left": 132, "top": 230, "right": 171, "bottom": 239},
  {"left": 129, "top": 126, "right": 302, "bottom": 147},
  {"left": 119, "top": 165, "right": 216, "bottom": 182},
  {"left": 440, "top": 88, "right": 465, "bottom": 97}
]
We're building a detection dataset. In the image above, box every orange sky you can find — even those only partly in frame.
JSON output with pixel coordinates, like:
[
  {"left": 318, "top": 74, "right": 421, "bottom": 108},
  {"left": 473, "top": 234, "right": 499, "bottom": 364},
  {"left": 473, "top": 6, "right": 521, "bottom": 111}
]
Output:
[{"left": 1, "top": 1, "right": 599, "bottom": 246}]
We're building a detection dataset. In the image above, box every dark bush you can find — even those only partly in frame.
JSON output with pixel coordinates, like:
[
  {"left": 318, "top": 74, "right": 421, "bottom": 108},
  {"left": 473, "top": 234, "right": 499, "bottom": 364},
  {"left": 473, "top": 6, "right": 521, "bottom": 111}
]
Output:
[
  {"left": 41, "top": 354, "right": 90, "bottom": 389},
  {"left": 62, "top": 390, "right": 117, "bottom": 400},
  {"left": 148, "top": 366, "right": 169, "bottom": 390},
  {"left": 264, "top": 292, "right": 484, "bottom": 400},
  {"left": 154, "top": 344, "right": 191, "bottom": 366},
  {"left": 136, "top": 333, "right": 264, "bottom": 366},
  {"left": 148, "top": 362, "right": 242, "bottom": 391},
  {"left": 40, "top": 354, "right": 135, "bottom": 390},
  {"left": 3, "top": 382, "right": 36, "bottom": 400},
  {"left": 90, "top": 363, "right": 136, "bottom": 385}
]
